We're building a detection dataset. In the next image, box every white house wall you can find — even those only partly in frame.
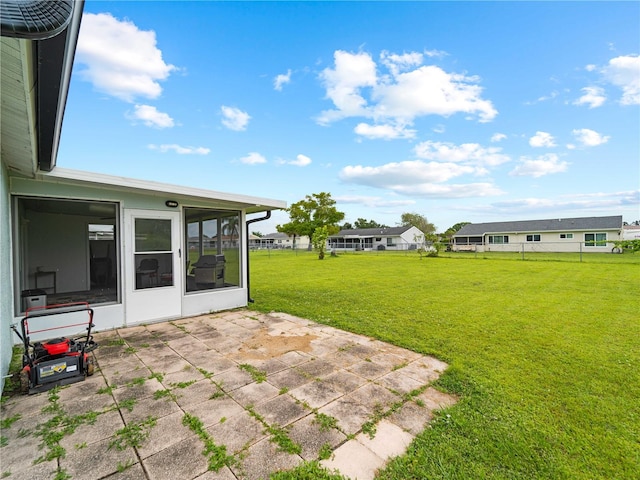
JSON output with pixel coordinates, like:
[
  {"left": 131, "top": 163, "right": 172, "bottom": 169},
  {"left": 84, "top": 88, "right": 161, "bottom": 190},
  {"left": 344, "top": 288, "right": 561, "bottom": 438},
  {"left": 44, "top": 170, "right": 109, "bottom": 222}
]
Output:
[
  {"left": 1, "top": 163, "right": 14, "bottom": 393},
  {"left": 477, "top": 230, "right": 622, "bottom": 253}
]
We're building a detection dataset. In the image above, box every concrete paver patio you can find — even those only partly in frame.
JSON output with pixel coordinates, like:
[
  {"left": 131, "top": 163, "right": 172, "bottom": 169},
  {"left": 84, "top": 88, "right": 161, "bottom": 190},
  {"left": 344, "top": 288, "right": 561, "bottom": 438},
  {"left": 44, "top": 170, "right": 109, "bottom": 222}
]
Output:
[{"left": 1, "top": 309, "right": 457, "bottom": 480}]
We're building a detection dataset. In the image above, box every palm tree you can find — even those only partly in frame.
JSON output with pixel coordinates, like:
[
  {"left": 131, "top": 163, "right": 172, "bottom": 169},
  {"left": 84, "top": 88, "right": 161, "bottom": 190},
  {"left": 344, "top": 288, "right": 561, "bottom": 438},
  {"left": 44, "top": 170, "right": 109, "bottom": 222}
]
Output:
[{"left": 222, "top": 215, "right": 240, "bottom": 247}]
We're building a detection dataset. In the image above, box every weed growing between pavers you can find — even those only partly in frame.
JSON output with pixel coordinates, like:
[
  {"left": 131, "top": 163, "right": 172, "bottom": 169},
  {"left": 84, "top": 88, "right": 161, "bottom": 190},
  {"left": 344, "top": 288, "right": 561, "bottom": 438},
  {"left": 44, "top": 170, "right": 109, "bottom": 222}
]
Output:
[
  {"left": 118, "top": 398, "right": 137, "bottom": 412},
  {"left": 109, "top": 416, "right": 157, "bottom": 450},
  {"left": 0, "top": 413, "right": 21, "bottom": 429},
  {"left": 169, "top": 321, "right": 190, "bottom": 334},
  {"left": 361, "top": 386, "right": 429, "bottom": 439},
  {"left": 245, "top": 405, "right": 302, "bottom": 455},
  {"left": 182, "top": 412, "right": 235, "bottom": 471},
  {"left": 197, "top": 367, "right": 213, "bottom": 379},
  {"left": 318, "top": 443, "right": 333, "bottom": 461},
  {"left": 238, "top": 364, "right": 267, "bottom": 383},
  {"left": 313, "top": 413, "right": 338, "bottom": 432}
]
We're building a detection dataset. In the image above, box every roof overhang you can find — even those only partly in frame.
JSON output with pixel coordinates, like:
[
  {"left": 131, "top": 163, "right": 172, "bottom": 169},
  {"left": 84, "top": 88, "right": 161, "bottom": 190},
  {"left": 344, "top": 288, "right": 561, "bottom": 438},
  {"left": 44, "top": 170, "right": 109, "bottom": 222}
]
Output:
[
  {"left": 37, "top": 167, "right": 287, "bottom": 213},
  {"left": 1, "top": 0, "right": 84, "bottom": 176}
]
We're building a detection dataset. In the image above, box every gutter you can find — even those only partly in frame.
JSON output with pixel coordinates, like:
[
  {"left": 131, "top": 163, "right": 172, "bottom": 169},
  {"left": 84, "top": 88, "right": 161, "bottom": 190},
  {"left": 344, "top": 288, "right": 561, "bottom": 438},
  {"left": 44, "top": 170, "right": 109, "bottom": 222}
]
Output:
[
  {"left": 245, "top": 211, "right": 271, "bottom": 304},
  {"left": 1, "top": 0, "right": 86, "bottom": 173}
]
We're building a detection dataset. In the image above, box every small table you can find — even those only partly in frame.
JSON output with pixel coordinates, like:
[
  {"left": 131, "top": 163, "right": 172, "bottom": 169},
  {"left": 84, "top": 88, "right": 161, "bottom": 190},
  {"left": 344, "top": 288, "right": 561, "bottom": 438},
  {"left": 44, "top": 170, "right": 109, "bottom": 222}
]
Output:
[{"left": 35, "top": 270, "right": 57, "bottom": 294}]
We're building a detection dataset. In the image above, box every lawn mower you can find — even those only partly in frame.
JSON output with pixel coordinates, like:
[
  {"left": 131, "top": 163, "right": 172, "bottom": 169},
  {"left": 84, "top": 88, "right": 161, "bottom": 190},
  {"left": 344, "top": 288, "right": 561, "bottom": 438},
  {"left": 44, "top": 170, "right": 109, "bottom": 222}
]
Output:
[{"left": 11, "top": 302, "right": 98, "bottom": 394}]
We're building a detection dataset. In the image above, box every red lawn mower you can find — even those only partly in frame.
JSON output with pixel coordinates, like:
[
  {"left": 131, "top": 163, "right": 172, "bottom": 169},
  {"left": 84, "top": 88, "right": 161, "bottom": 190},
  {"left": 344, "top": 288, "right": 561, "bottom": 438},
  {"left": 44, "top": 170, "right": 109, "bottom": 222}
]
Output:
[{"left": 11, "top": 302, "right": 98, "bottom": 394}]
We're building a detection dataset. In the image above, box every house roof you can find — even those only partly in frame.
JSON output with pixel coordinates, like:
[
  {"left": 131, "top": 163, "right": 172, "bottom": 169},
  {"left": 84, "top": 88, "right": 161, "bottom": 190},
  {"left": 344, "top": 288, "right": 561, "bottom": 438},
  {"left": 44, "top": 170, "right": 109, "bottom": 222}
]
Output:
[
  {"left": 261, "top": 232, "right": 291, "bottom": 239},
  {"left": 1, "top": 0, "right": 84, "bottom": 175},
  {"left": 31, "top": 167, "right": 287, "bottom": 213},
  {"left": 332, "top": 226, "right": 413, "bottom": 237},
  {"left": 454, "top": 215, "right": 623, "bottom": 237}
]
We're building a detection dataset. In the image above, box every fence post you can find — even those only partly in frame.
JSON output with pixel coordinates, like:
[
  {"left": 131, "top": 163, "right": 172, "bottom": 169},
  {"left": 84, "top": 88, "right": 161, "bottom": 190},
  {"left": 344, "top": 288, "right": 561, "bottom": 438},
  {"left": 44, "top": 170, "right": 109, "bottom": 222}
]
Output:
[
  {"left": 579, "top": 242, "right": 582, "bottom": 263},
  {"left": 521, "top": 243, "right": 525, "bottom": 261}
]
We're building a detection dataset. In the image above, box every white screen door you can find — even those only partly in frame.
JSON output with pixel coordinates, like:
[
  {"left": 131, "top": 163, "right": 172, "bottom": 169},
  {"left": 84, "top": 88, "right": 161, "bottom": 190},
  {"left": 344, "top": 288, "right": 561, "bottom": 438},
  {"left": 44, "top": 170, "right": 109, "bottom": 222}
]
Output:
[{"left": 124, "top": 209, "right": 182, "bottom": 324}]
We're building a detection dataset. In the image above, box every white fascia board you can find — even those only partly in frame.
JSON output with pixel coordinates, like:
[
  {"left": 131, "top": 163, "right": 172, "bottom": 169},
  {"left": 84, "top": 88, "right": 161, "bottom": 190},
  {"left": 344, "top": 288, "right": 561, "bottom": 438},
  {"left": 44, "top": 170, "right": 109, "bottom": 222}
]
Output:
[{"left": 40, "top": 167, "right": 287, "bottom": 212}]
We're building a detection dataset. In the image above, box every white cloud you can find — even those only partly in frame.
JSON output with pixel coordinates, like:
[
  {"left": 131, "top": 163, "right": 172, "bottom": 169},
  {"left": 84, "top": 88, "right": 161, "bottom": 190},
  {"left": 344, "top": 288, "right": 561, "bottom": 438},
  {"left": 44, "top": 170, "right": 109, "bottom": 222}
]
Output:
[
  {"left": 602, "top": 54, "right": 640, "bottom": 105},
  {"left": 413, "top": 141, "right": 510, "bottom": 166},
  {"left": 574, "top": 86, "right": 606, "bottom": 108},
  {"left": 340, "top": 160, "right": 477, "bottom": 186},
  {"left": 334, "top": 195, "right": 416, "bottom": 208},
  {"left": 240, "top": 152, "right": 267, "bottom": 165},
  {"left": 76, "top": 13, "right": 175, "bottom": 102},
  {"left": 317, "top": 50, "right": 377, "bottom": 124},
  {"left": 317, "top": 50, "right": 497, "bottom": 128},
  {"left": 148, "top": 144, "right": 209, "bottom": 155},
  {"left": 572, "top": 128, "right": 610, "bottom": 147},
  {"left": 274, "top": 69, "right": 292, "bottom": 91},
  {"left": 221, "top": 106, "right": 251, "bottom": 131},
  {"left": 380, "top": 50, "right": 423, "bottom": 76},
  {"left": 127, "top": 105, "right": 174, "bottom": 128},
  {"left": 509, "top": 153, "right": 569, "bottom": 178},
  {"left": 491, "top": 190, "right": 639, "bottom": 212},
  {"left": 354, "top": 122, "right": 416, "bottom": 140},
  {"left": 529, "top": 131, "right": 556, "bottom": 148},
  {"left": 391, "top": 182, "right": 503, "bottom": 198},
  {"left": 373, "top": 65, "right": 497, "bottom": 123},
  {"left": 491, "top": 133, "right": 507, "bottom": 142},
  {"left": 288, "top": 154, "right": 312, "bottom": 167}
]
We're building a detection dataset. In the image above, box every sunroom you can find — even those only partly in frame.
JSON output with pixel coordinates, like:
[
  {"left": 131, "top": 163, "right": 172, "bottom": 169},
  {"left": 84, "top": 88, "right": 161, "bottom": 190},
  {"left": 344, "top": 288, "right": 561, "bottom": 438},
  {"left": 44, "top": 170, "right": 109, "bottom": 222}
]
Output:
[{"left": 9, "top": 168, "right": 285, "bottom": 331}]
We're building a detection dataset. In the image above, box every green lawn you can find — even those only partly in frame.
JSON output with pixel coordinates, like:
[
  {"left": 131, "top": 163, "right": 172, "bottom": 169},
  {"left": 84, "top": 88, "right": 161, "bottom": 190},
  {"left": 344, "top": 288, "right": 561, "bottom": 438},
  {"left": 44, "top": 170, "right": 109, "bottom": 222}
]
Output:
[{"left": 248, "top": 250, "right": 640, "bottom": 479}]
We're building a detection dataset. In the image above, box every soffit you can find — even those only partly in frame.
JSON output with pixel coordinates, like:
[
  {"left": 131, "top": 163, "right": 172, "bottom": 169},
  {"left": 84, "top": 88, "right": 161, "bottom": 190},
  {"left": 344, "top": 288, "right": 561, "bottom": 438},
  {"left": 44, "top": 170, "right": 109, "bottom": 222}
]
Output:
[{"left": 0, "top": 37, "right": 37, "bottom": 177}]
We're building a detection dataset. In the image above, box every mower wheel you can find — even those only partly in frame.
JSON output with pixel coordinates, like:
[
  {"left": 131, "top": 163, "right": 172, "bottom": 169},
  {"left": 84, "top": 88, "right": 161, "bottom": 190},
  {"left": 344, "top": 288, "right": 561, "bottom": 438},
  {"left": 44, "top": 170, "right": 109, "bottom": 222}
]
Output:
[
  {"left": 19, "top": 369, "right": 29, "bottom": 394},
  {"left": 86, "top": 358, "right": 95, "bottom": 376}
]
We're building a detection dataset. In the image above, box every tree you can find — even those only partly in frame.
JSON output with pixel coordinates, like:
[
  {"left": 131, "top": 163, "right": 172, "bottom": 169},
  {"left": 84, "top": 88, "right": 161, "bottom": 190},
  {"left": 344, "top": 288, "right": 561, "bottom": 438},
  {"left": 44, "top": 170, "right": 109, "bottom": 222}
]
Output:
[
  {"left": 442, "top": 221, "right": 470, "bottom": 243},
  {"left": 354, "top": 218, "right": 389, "bottom": 229},
  {"left": 277, "top": 192, "right": 345, "bottom": 250},
  {"left": 399, "top": 212, "right": 436, "bottom": 239},
  {"left": 341, "top": 222, "right": 353, "bottom": 230},
  {"left": 251, "top": 231, "right": 263, "bottom": 237},
  {"left": 312, "top": 225, "right": 330, "bottom": 259}
]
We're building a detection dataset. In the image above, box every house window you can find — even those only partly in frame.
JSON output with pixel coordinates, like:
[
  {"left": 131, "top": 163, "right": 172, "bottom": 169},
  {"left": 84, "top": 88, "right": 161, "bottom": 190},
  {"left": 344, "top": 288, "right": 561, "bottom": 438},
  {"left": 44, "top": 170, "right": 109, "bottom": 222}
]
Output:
[
  {"left": 184, "top": 208, "right": 240, "bottom": 292},
  {"left": 585, "top": 232, "right": 607, "bottom": 247},
  {"left": 14, "top": 197, "right": 119, "bottom": 314},
  {"left": 526, "top": 234, "right": 541, "bottom": 242},
  {"left": 560, "top": 233, "right": 573, "bottom": 239},
  {"left": 488, "top": 235, "right": 509, "bottom": 244},
  {"left": 386, "top": 238, "right": 394, "bottom": 246}
]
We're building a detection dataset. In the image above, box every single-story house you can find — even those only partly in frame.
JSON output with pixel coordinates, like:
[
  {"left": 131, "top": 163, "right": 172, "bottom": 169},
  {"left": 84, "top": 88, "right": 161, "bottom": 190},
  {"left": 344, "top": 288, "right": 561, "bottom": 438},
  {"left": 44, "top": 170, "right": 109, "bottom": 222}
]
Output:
[
  {"left": 251, "top": 232, "right": 311, "bottom": 250},
  {"left": 329, "top": 226, "right": 425, "bottom": 251},
  {"left": 0, "top": 0, "right": 285, "bottom": 393},
  {"left": 451, "top": 215, "right": 623, "bottom": 252},
  {"left": 622, "top": 225, "right": 640, "bottom": 241}
]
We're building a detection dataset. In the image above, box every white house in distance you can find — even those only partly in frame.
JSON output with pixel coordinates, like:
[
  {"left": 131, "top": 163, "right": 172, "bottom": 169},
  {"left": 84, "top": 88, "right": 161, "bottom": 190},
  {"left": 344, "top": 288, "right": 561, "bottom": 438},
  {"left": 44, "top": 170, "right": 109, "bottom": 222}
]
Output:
[
  {"left": 622, "top": 225, "right": 640, "bottom": 241},
  {"left": 0, "top": 0, "right": 285, "bottom": 393},
  {"left": 251, "top": 232, "right": 311, "bottom": 250},
  {"left": 330, "top": 226, "right": 426, "bottom": 251},
  {"left": 451, "top": 215, "right": 623, "bottom": 253}
]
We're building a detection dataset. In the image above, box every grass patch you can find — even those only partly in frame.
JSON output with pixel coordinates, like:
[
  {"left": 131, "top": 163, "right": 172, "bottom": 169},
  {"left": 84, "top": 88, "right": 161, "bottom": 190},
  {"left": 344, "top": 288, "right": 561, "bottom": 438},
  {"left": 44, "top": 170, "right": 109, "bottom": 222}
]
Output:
[
  {"left": 248, "top": 250, "right": 640, "bottom": 478},
  {"left": 269, "top": 461, "right": 346, "bottom": 479}
]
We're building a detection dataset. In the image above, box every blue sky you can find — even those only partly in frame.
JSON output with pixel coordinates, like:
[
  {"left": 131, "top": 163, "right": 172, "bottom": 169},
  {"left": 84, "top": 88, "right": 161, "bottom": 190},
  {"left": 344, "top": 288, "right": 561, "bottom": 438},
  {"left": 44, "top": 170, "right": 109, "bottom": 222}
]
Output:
[{"left": 58, "top": 1, "right": 640, "bottom": 234}]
